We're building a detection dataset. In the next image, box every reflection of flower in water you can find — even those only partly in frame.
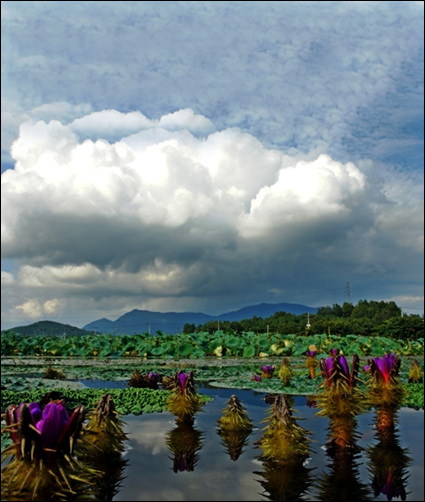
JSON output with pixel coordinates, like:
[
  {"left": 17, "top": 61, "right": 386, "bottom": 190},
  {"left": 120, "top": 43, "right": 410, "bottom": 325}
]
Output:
[
  {"left": 78, "top": 393, "right": 128, "bottom": 501},
  {"left": 317, "top": 427, "right": 372, "bottom": 502},
  {"left": 316, "top": 353, "right": 372, "bottom": 501},
  {"left": 365, "top": 355, "right": 411, "bottom": 502},
  {"left": 165, "top": 421, "right": 204, "bottom": 473},
  {"left": 254, "top": 394, "right": 313, "bottom": 501},
  {"left": 368, "top": 408, "right": 411, "bottom": 502},
  {"left": 217, "top": 395, "right": 252, "bottom": 461},
  {"left": 2, "top": 393, "right": 99, "bottom": 501}
]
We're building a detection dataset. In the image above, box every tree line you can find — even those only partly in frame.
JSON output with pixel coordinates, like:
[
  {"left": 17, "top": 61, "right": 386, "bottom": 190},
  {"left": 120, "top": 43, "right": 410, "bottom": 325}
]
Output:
[{"left": 183, "top": 300, "right": 424, "bottom": 340}]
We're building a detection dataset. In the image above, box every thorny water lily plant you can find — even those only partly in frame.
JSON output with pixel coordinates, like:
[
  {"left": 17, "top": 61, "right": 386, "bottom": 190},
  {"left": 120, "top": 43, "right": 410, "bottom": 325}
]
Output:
[
  {"left": 80, "top": 393, "right": 128, "bottom": 502},
  {"left": 317, "top": 351, "right": 367, "bottom": 418},
  {"left": 1, "top": 396, "right": 100, "bottom": 501},
  {"left": 305, "top": 348, "right": 319, "bottom": 379},
  {"left": 277, "top": 358, "right": 293, "bottom": 386},
  {"left": 257, "top": 394, "right": 311, "bottom": 462},
  {"left": 365, "top": 353, "right": 404, "bottom": 407},
  {"left": 166, "top": 371, "right": 202, "bottom": 424},
  {"left": 261, "top": 365, "right": 275, "bottom": 379},
  {"left": 217, "top": 395, "right": 253, "bottom": 461}
]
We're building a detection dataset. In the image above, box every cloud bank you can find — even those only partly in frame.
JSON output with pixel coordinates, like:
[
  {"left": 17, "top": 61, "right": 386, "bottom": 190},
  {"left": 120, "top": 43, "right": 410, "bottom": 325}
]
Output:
[{"left": 1, "top": 110, "right": 423, "bottom": 328}]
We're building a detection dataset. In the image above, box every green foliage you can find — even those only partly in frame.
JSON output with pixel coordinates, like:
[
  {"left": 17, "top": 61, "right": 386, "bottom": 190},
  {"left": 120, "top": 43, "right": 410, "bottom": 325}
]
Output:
[
  {"left": 0, "top": 387, "right": 212, "bottom": 416},
  {"left": 1, "top": 330, "right": 424, "bottom": 359},
  {"left": 404, "top": 382, "right": 425, "bottom": 409}
]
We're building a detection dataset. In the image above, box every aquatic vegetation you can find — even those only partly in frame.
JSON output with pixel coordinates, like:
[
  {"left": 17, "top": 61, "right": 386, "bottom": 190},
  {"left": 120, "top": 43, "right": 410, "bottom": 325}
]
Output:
[
  {"left": 256, "top": 394, "right": 311, "bottom": 462},
  {"left": 261, "top": 365, "right": 275, "bottom": 379},
  {"left": 216, "top": 391, "right": 252, "bottom": 460},
  {"left": 78, "top": 393, "right": 128, "bottom": 501},
  {"left": 166, "top": 371, "right": 202, "bottom": 424},
  {"left": 217, "top": 394, "right": 253, "bottom": 433},
  {"left": 317, "top": 353, "right": 366, "bottom": 418},
  {"left": 43, "top": 367, "right": 66, "bottom": 380},
  {"left": 305, "top": 348, "right": 318, "bottom": 379},
  {"left": 277, "top": 358, "right": 293, "bottom": 386},
  {"left": 256, "top": 395, "right": 313, "bottom": 499},
  {"left": 128, "top": 369, "right": 160, "bottom": 389},
  {"left": 407, "top": 359, "right": 423, "bottom": 383},
  {"left": 365, "top": 353, "right": 404, "bottom": 407},
  {"left": 1, "top": 396, "right": 99, "bottom": 501}
]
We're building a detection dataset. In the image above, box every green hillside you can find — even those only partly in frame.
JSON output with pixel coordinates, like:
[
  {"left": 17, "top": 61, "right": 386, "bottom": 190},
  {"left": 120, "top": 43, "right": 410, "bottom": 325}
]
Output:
[{"left": 3, "top": 320, "right": 93, "bottom": 337}]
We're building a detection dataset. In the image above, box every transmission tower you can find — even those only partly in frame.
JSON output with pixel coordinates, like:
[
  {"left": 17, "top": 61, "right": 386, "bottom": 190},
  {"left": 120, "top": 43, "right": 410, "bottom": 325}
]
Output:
[{"left": 345, "top": 282, "right": 352, "bottom": 303}]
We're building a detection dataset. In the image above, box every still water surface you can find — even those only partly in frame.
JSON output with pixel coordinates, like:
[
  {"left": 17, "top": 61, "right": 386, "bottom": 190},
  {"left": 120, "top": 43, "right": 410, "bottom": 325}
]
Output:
[{"left": 109, "top": 386, "right": 424, "bottom": 501}]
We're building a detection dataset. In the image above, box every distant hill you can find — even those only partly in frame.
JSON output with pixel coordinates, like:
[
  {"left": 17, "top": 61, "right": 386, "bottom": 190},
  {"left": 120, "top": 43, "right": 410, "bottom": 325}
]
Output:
[
  {"left": 3, "top": 320, "right": 93, "bottom": 337},
  {"left": 83, "top": 302, "right": 318, "bottom": 335}
]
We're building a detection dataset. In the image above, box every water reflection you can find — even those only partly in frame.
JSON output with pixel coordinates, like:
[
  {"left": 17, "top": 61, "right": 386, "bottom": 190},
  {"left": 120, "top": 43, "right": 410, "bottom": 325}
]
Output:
[
  {"left": 217, "top": 394, "right": 253, "bottom": 461},
  {"left": 317, "top": 418, "right": 372, "bottom": 501},
  {"left": 254, "top": 394, "right": 314, "bottom": 501},
  {"left": 105, "top": 387, "right": 423, "bottom": 502},
  {"left": 367, "top": 405, "right": 411, "bottom": 501},
  {"left": 255, "top": 459, "right": 314, "bottom": 502},
  {"left": 218, "top": 428, "right": 251, "bottom": 461},
  {"left": 165, "top": 419, "right": 205, "bottom": 472},
  {"left": 316, "top": 353, "right": 372, "bottom": 501}
]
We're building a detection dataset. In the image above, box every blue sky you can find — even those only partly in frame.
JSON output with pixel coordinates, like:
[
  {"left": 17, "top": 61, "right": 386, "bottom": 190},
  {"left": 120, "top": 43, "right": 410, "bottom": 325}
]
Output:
[{"left": 1, "top": 1, "right": 423, "bottom": 329}]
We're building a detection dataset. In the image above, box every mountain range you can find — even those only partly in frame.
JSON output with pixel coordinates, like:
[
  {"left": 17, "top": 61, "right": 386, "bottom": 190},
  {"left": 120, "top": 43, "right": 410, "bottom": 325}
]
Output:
[{"left": 83, "top": 302, "right": 318, "bottom": 335}]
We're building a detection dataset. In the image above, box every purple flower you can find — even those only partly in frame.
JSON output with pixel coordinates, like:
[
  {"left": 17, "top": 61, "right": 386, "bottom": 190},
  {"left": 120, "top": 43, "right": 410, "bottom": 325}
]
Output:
[
  {"left": 372, "top": 353, "right": 398, "bottom": 383},
  {"left": 6, "top": 399, "right": 85, "bottom": 460},
  {"left": 381, "top": 470, "right": 401, "bottom": 501},
  {"left": 177, "top": 371, "right": 190, "bottom": 393},
  {"left": 339, "top": 355, "right": 350, "bottom": 378},
  {"left": 306, "top": 350, "right": 316, "bottom": 358},
  {"left": 252, "top": 374, "right": 262, "bottom": 382},
  {"left": 36, "top": 402, "right": 70, "bottom": 449},
  {"left": 321, "top": 354, "right": 359, "bottom": 388},
  {"left": 261, "top": 365, "right": 275, "bottom": 378}
]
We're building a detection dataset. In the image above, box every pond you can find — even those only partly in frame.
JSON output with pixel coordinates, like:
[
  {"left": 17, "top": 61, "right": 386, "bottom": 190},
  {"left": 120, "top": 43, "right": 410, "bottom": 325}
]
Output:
[{"left": 109, "top": 386, "right": 423, "bottom": 502}]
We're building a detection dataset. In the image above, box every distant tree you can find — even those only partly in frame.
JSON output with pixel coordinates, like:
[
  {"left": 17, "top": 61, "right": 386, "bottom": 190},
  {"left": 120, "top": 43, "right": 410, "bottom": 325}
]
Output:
[
  {"left": 374, "top": 315, "right": 424, "bottom": 340},
  {"left": 183, "top": 323, "right": 196, "bottom": 334},
  {"left": 341, "top": 302, "right": 354, "bottom": 317}
]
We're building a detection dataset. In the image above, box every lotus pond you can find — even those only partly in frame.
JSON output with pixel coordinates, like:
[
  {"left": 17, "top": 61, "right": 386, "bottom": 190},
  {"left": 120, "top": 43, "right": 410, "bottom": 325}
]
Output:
[{"left": 1, "top": 352, "right": 424, "bottom": 501}]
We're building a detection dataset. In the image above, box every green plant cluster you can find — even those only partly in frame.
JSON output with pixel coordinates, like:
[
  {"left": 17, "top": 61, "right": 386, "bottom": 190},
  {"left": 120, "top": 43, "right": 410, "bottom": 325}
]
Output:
[
  {"left": 1, "top": 387, "right": 174, "bottom": 415},
  {"left": 1, "top": 331, "right": 423, "bottom": 359}
]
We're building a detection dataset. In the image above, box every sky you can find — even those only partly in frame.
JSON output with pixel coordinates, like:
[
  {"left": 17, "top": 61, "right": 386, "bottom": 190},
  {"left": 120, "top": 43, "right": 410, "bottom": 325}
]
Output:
[{"left": 1, "top": 1, "right": 424, "bottom": 330}]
